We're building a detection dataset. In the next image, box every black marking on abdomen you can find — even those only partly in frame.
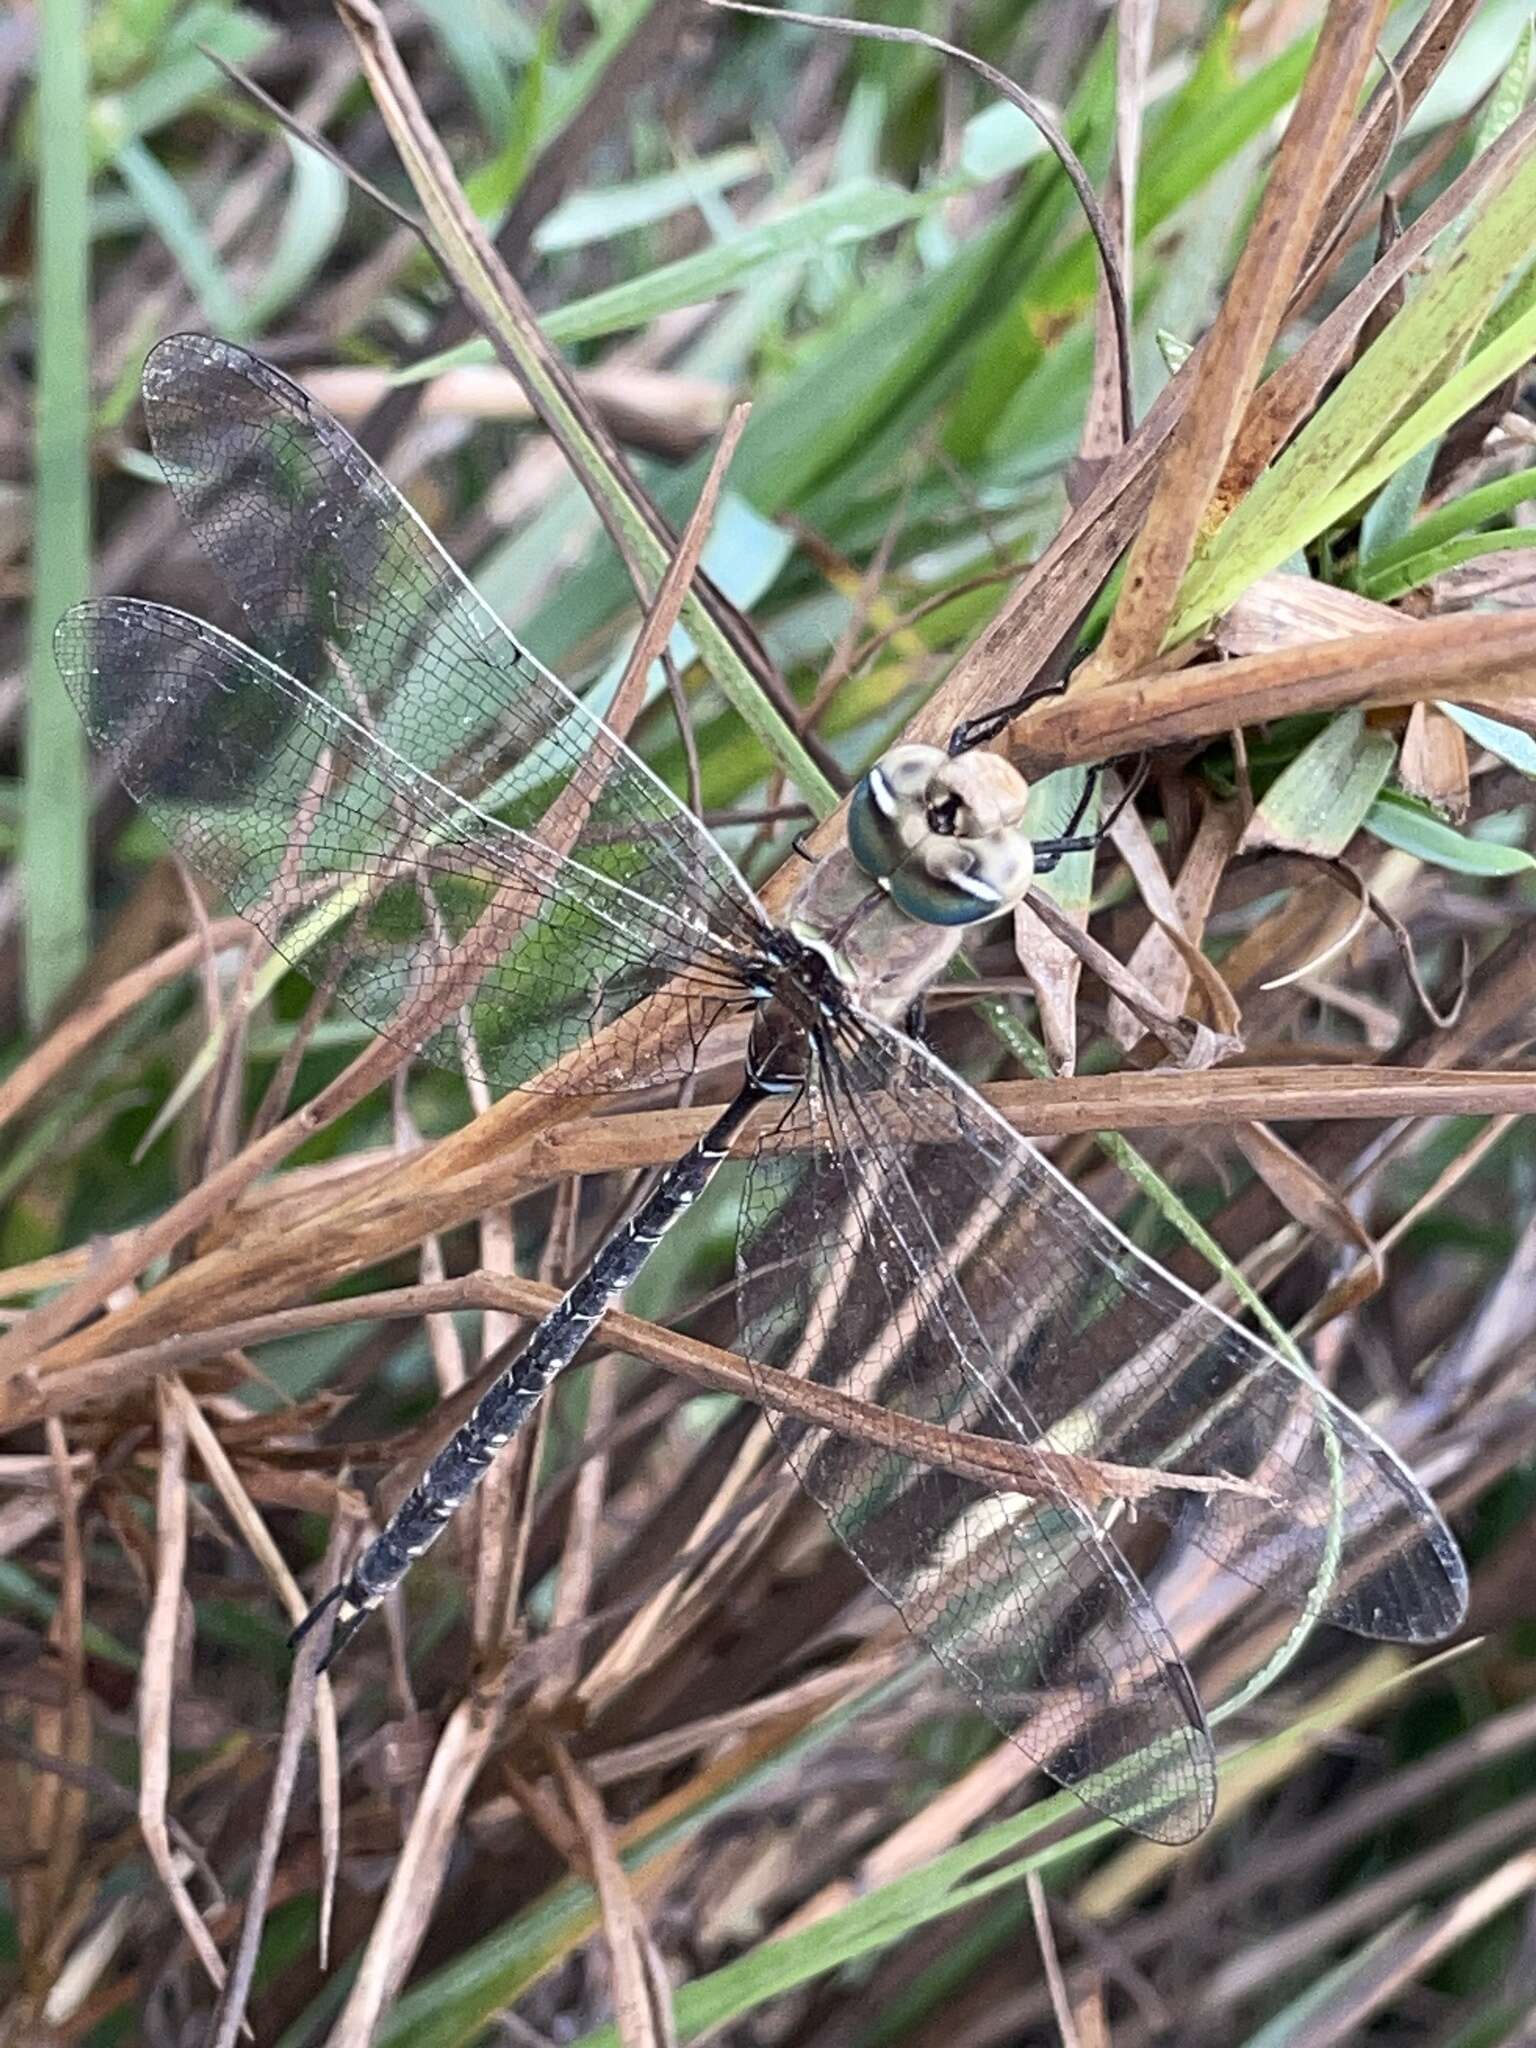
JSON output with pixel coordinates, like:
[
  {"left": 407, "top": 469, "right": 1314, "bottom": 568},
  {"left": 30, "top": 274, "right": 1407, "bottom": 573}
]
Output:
[{"left": 296, "top": 1072, "right": 771, "bottom": 1667}]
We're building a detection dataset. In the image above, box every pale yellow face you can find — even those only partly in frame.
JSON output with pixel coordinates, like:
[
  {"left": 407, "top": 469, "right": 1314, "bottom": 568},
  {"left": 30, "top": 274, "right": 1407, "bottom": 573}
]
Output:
[{"left": 846, "top": 743, "right": 1034, "bottom": 926}]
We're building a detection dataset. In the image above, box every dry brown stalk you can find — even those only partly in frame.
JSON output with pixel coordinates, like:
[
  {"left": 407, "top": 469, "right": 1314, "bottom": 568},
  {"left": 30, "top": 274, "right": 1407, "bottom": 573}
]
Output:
[
  {"left": 138, "top": 1381, "right": 228, "bottom": 1996},
  {"left": 1084, "top": 0, "right": 1392, "bottom": 683},
  {"left": 0, "top": 915, "right": 252, "bottom": 1131},
  {"left": 327, "top": 1685, "right": 510, "bottom": 2048},
  {"left": 6, "top": 1272, "right": 1270, "bottom": 1516},
  {"left": 9, "top": 1058, "right": 1536, "bottom": 1415},
  {"left": 1008, "top": 610, "right": 1536, "bottom": 773},
  {"left": 545, "top": 1737, "right": 675, "bottom": 2048}
]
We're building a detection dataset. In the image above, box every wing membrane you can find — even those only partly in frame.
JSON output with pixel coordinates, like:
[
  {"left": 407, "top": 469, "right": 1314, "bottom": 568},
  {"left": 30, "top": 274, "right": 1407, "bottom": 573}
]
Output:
[
  {"left": 737, "top": 1047, "right": 1216, "bottom": 1844},
  {"left": 737, "top": 1009, "right": 1466, "bottom": 1838},
  {"left": 135, "top": 335, "right": 762, "bottom": 959},
  {"left": 55, "top": 600, "right": 748, "bottom": 1093},
  {"left": 817, "top": 1015, "right": 1467, "bottom": 1643}
]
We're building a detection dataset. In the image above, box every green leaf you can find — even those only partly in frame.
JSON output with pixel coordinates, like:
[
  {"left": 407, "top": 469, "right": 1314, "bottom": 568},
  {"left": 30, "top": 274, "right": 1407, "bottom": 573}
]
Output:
[
  {"left": 239, "top": 136, "right": 350, "bottom": 332},
  {"left": 1156, "top": 327, "right": 1194, "bottom": 372},
  {"left": 1357, "top": 462, "right": 1536, "bottom": 578},
  {"left": 102, "top": 2, "right": 273, "bottom": 155},
  {"left": 1355, "top": 525, "right": 1536, "bottom": 603},
  {"left": 462, "top": 0, "right": 558, "bottom": 221},
  {"left": 1238, "top": 1921, "right": 1412, "bottom": 2048},
  {"left": 1473, "top": 16, "right": 1535, "bottom": 157},
  {"left": 1134, "top": 16, "right": 1314, "bottom": 237},
  {"left": 955, "top": 97, "right": 1051, "bottom": 182},
  {"left": 534, "top": 147, "right": 763, "bottom": 253},
  {"left": 0, "top": 1562, "right": 138, "bottom": 1671},
  {"left": 1358, "top": 441, "right": 1439, "bottom": 560},
  {"left": 113, "top": 138, "right": 246, "bottom": 332},
  {"left": 360, "top": 1673, "right": 936, "bottom": 2048},
  {"left": 1025, "top": 767, "right": 1097, "bottom": 911},
  {"left": 1174, "top": 135, "right": 1536, "bottom": 639},
  {"left": 402, "top": 179, "right": 926, "bottom": 374},
  {"left": 413, "top": 0, "right": 528, "bottom": 141},
  {"left": 380, "top": 60, "right": 840, "bottom": 817},
  {"left": 950, "top": 18, "right": 1313, "bottom": 459},
  {"left": 1242, "top": 711, "right": 1397, "bottom": 858},
  {"left": 1365, "top": 794, "right": 1536, "bottom": 875},
  {"left": 27, "top": 0, "right": 93, "bottom": 1023},
  {"left": 1438, "top": 702, "right": 1536, "bottom": 779}
]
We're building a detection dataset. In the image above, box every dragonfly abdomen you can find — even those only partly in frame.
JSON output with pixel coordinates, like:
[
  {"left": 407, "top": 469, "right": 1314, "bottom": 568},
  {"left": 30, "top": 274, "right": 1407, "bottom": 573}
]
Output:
[{"left": 302, "top": 1074, "right": 771, "bottom": 1666}]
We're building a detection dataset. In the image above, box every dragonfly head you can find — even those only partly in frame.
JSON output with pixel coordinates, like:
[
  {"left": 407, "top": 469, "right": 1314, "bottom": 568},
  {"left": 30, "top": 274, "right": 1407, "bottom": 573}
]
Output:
[{"left": 848, "top": 743, "right": 1034, "bottom": 927}]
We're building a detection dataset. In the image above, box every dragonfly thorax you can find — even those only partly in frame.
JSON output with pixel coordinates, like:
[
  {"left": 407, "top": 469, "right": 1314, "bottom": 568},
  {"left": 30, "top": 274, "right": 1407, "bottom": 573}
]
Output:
[{"left": 847, "top": 743, "right": 1034, "bottom": 927}]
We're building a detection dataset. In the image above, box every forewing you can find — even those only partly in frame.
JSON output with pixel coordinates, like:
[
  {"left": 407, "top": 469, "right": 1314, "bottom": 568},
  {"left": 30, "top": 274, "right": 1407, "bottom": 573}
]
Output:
[
  {"left": 136, "top": 333, "right": 763, "bottom": 957},
  {"left": 736, "top": 1050, "right": 1216, "bottom": 1844},
  {"left": 818, "top": 1015, "right": 1468, "bottom": 1647},
  {"left": 55, "top": 600, "right": 747, "bottom": 1094}
]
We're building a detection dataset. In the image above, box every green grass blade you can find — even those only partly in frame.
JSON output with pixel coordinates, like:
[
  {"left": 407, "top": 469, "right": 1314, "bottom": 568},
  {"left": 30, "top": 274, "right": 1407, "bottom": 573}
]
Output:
[
  {"left": 113, "top": 137, "right": 247, "bottom": 332},
  {"left": 25, "top": 0, "right": 93, "bottom": 1025},
  {"left": 1358, "top": 464, "right": 1536, "bottom": 579},
  {"left": 238, "top": 136, "right": 350, "bottom": 332},
  {"left": 1356, "top": 525, "right": 1536, "bottom": 604},
  {"left": 356, "top": 20, "right": 839, "bottom": 816},
  {"left": 1173, "top": 136, "right": 1536, "bottom": 639},
  {"left": 1365, "top": 793, "right": 1536, "bottom": 875},
  {"left": 1439, "top": 701, "right": 1536, "bottom": 777}
]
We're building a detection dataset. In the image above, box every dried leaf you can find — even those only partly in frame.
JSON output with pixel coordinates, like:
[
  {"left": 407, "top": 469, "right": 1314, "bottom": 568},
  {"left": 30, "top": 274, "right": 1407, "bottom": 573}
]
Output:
[
  {"left": 1021, "top": 886, "right": 1239, "bottom": 1069},
  {"left": 1109, "top": 799, "right": 1243, "bottom": 1049},
  {"left": 1085, "top": 0, "right": 1392, "bottom": 680},
  {"left": 1231, "top": 1122, "right": 1381, "bottom": 1263},
  {"left": 1013, "top": 893, "right": 1087, "bottom": 1074},
  {"left": 548, "top": 1740, "right": 676, "bottom": 2048},
  {"left": 139, "top": 1382, "right": 228, "bottom": 1996},
  {"left": 329, "top": 1690, "right": 509, "bottom": 2047},
  {"left": 1399, "top": 703, "right": 1471, "bottom": 817},
  {"left": 1013, "top": 767, "right": 1100, "bottom": 1074},
  {"left": 1213, "top": 573, "right": 1400, "bottom": 656},
  {"left": 1076, "top": 0, "right": 1155, "bottom": 472}
]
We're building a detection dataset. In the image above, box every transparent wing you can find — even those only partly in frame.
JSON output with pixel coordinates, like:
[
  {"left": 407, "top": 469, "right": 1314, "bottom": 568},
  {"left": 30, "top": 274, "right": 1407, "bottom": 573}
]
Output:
[
  {"left": 737, "top": 1048, "right": 1217, "bottom": 1844},
  {"left": 737, "top": 1009, "right": 1468, "bottom": 1840},
  {"left": 136, "top": 332, "right": 764, "bottom": 958},
  {"left": 787, "top": 1008, "right": 1465, "bottom": 1642},
  {"left": 55, "top": 599, "right": 752, "bottom": 1095}
]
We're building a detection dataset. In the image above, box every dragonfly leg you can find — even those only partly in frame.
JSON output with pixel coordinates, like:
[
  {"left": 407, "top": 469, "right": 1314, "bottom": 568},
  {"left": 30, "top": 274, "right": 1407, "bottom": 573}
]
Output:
[
  {"left": 1032, "top": 757, "right": 1149, "bottom": 874},
  {"left": 1054, "top": 764, "right": 1103, "bottom": 843},
  {"left": 946, "top": 592, "right": 1100, "bottom": 756}
]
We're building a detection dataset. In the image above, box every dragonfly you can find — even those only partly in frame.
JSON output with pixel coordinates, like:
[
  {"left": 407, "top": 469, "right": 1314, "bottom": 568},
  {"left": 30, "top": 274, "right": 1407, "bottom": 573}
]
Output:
[{"left": 56, "top": 335, "right": 1467, "bottom": 1845}]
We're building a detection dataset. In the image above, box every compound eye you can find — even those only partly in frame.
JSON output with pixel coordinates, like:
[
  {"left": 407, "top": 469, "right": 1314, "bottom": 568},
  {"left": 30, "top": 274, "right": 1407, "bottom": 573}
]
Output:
[
  {"left": 888, "top": 832, "right": 1035, "bottom": 927},
  {"left": 848, "top": 743, "right": 946, "bottom": 880},
  {"left": 887, "top": 864, "right": 994, "bottom": 926}
]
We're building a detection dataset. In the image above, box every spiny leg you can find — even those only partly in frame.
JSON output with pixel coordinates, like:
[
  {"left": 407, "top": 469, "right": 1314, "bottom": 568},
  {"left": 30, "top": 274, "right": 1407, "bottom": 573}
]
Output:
[{"left": 1032, "top": 758, "right": 1149, "bottom": 875}]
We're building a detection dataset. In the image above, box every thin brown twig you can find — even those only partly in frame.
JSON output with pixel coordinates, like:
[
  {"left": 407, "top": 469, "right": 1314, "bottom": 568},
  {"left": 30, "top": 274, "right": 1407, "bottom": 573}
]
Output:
[
  {"left": 138, "top": 1381, "right": 229, "bottom": 1996},
  {"left": 19, "top": 1269, "right": 1284, "bottom": 1514},
  {"left": 0, "top": 917, "right": 252, "bottom": 1132},
  {"left": 605, "top": 401, "right": 752, "bottom": 743},
  {"left": 205, "top": 1624, "right": 330, "bottom": 2048}
]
